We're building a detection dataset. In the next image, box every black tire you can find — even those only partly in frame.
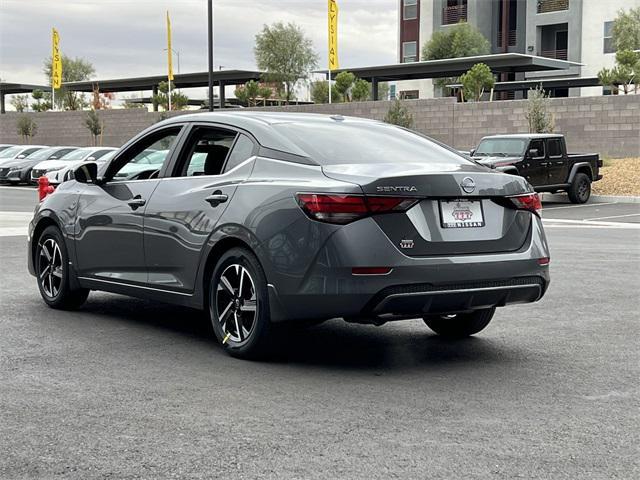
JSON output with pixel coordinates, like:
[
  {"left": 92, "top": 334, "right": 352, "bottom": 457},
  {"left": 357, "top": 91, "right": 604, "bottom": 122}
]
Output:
[
  {"left": 35, "top": 226, "right": 89, "bottom": 309},
  {"left": 423, "top": 307, "right": 496, "bottom": 338},
  {"left": 568, "top": 173, "right": 591, "bottom": 204},
  {"left": 208, "top": 247, "right": 272, "bottom": 359}
]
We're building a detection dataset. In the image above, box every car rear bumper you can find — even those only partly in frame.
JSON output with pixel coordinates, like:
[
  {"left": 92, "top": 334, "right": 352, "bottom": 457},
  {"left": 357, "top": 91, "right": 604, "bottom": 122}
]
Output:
[{"left": 267, "top": 215, "right": 550, "bottom": 323}]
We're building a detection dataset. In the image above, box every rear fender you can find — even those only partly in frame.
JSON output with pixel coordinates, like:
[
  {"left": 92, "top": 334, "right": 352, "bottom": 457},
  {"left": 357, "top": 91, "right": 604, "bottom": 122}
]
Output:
[{"left": 568, "top": 162, "right": 593, "bottom": 183}]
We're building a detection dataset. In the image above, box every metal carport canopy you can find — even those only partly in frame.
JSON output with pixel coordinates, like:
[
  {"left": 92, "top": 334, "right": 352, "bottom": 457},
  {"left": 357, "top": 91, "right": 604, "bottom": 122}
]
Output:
[
  {"left": 318, "top": 53, "right": 582, "bottom": 81},
  {"left": 62, "top": 69, "right": 263, "bottom": 93},
  {"left": 0, "top": 82, "right": 50, "bottom": 114}
]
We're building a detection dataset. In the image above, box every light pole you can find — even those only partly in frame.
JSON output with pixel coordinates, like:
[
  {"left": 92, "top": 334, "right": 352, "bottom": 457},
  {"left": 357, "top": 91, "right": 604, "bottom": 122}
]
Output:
[
  {"left": 164, "top": 48, "right": 180, "bottom": 74},
  {"left": 207, "top": 0, "right": 214, "bottom": 111}
]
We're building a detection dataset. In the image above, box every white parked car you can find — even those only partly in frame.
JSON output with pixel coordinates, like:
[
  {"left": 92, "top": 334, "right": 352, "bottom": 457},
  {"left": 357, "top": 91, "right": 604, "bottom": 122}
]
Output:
[
  {"left": 0, "top": 145, "right": 48, "bottom": 166},
  {"left": 52, "top": 149, "right": 119, "bottom": 184},
  {"left": 31, "top": 147, "right": 118, "bottom": 184}
]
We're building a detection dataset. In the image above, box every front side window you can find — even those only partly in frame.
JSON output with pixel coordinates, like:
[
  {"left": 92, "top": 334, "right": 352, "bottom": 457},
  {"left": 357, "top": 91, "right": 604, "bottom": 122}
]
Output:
[
  {"left": 402, "top": 41, "right": 417, "bottom": 63},
  {"left": 111, "top": 128, "right": 181, "bottom": 181},
  {"left": 603, "top": 21, "right": 615, "bottom": 54},
  {"left": 403, "top": 0, "right": 418, "bottom": 20},
  {"left": 529, "top": 139, "right": 545, "bottom": 158}
]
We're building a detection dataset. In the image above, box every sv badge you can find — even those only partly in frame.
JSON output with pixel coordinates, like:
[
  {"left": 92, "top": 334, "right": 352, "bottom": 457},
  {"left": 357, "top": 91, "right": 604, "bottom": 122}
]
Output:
[{"left": 400, "top": 239, "right": 414, "bottom": 249}]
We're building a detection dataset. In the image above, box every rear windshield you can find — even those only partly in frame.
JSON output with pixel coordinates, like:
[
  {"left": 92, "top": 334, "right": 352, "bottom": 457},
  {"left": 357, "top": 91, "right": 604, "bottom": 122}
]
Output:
[{"left": 272, "top": 121, "right": 471, "bottom": 166}]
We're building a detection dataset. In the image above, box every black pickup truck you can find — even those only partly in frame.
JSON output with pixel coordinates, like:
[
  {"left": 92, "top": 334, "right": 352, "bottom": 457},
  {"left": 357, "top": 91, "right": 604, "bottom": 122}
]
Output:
[{"left": 470, "top": 134, "right": 602, "bottom": 203}]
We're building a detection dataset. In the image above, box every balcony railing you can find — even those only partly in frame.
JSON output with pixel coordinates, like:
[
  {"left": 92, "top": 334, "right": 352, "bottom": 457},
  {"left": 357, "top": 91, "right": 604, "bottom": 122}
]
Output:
[
  {"left": 497, "top": 30, "right": 517, "bottom": 47},
  {"left": 442, "top": 4, "right": 467, "bottom": 25},
  {"left": 540, "top": 49, "right": 568, "bottom": 60},
  {"left": 537, "top": 0, "right": 569, "bottom": 14}
]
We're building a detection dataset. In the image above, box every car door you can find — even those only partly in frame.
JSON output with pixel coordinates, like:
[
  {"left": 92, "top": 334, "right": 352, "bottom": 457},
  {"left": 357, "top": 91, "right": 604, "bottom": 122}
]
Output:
[
  {"left": 73, "top": 125, "right": 184, "bottom": 285},
  {"left": 143, "top": 124, "right": 258, "bottom": 293},
  {"left": 522, "top": 139, "right": 547, "bottom": 187},
  {"left": 546, "top": 138, "right": 567, "bottom": 185}
]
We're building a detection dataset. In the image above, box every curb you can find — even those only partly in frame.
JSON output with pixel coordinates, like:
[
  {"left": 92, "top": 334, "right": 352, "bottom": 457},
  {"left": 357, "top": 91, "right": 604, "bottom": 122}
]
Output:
[{"left": 541, "top": 193, "right": 640, "bottom": 204}]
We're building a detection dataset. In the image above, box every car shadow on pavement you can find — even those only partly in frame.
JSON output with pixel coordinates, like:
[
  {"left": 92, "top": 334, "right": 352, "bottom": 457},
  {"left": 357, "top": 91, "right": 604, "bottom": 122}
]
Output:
[{"left": 78, "top": 293, "right": 524, "bottom": 372}]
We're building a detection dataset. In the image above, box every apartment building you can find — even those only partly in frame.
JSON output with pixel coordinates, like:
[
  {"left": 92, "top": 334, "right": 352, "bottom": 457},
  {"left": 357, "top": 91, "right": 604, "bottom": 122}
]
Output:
[{"left": 395, "top": 0, "right": 634, "bottom": 99}]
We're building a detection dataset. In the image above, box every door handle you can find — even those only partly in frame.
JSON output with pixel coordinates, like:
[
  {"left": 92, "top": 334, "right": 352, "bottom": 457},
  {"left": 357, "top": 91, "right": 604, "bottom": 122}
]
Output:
[
  {"left": 127, "top": 197, "right": 146, "bottom": 209},
  {"left": 555, "top": 161, "right": 564, "bottom": 165},
  {"left": 205, "top": 191, "right": 228, "bottom": 206},
  {"left": 540, "top": 162, "right": 549, "bottom": 166}
]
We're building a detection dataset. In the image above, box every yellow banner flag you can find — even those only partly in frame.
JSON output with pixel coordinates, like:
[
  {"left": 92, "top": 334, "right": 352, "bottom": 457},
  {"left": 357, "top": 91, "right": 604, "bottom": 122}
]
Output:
[
  {"left": 52, "top": 28, "right": 62, "bottom": 89},
  {"left": 328, "top": 0, "right": 339, "bottom": 71},
  {"left": 166, "top": 11, "right": 174, "bottom": 81}
]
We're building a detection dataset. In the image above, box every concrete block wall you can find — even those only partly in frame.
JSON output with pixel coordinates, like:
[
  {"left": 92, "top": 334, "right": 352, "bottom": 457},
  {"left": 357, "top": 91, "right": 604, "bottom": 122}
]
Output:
[{"left": 1, "top": 95, "right": 638, "bottom": 157}]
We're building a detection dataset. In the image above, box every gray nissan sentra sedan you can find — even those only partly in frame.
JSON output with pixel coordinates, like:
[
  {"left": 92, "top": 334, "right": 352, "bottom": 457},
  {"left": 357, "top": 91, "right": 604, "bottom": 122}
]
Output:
[{"left": 28, "top": 112, "right": 550, "bottom": 359}]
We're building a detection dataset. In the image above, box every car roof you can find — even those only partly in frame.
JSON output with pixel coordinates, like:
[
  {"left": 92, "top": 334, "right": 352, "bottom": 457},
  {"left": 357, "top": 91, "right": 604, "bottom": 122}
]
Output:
[{"left": 481, "top": 134, "right": 563, "bottom": 139}]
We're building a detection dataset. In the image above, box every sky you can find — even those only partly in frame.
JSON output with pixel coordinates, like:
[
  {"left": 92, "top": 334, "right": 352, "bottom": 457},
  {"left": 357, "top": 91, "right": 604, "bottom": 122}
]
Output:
[{"left": 0, "top": 0, "right": 398, "bottom": 91}]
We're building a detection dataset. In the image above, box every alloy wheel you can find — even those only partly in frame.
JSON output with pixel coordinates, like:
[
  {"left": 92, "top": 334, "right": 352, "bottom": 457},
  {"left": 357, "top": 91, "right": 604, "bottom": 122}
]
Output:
[
  {"left": 578, "top": 179, "right": 590, "bottom": 201},
  {"left": 216, "top": 264, "right": 258, "bottom": 343},
  {"left": 38, "top": 238, "right": 63, "bottom": 298}
]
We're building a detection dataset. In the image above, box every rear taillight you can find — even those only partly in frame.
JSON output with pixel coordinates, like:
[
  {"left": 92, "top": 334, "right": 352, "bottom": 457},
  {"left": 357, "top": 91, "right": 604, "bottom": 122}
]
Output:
[
  {"left": 508, "top": 193, "right": 542, "bottom": 216},
  {"left": 296, "top": 193, "right": 417, "bottom": 225}
]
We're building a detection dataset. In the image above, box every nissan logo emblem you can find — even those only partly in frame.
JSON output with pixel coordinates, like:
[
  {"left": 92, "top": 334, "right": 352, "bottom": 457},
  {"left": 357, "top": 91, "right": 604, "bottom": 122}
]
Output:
[{"left": 460, "top": 177, "right": 476, "bottom": 194}]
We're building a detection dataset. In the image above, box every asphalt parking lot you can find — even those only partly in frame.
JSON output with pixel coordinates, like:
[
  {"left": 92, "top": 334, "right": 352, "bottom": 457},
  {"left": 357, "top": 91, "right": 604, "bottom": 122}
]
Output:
[{"left": 1, "top": 186, "right": 638, "bottom": 479}]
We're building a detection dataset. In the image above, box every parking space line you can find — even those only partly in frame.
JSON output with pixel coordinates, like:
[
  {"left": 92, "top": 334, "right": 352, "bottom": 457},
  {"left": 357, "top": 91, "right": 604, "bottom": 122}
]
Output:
[
  {"left": 583, "top": 213, "right": 640, "bottom": 221},
  {"left": 542, "top": 202, "right": 618, "bottom": 210},
  {"left": 543, "top": 218, "right": 640, "bottom": 229}
]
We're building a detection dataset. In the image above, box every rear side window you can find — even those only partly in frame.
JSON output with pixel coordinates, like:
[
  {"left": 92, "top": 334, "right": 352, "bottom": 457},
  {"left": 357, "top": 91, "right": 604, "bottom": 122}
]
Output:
[
  {"left": 547, "top": 139, "right": 562, "bottom": 157},
  {"left": 223, "top": 134, "right": 255, "bottom": 173},
  {"left": 176, "top": 126, "right": 236, "bottom": 177},
  {"left": 272, "top": 121, "right": 471, "bottom": 166}
]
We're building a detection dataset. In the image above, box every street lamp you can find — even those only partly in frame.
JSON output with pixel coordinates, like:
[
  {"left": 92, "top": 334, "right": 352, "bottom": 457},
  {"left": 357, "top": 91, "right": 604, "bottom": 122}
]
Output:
[
  {"left": 207, "top": 0, "right": 214, "bottom": 111},
  {"left": 163, "top": 48, "right": 180, "bottom": 74}
]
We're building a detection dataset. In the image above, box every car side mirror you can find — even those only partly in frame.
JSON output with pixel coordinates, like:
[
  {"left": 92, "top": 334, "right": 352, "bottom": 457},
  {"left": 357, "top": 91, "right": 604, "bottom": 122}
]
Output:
[
  {"left": 73, "top": 162, "right": 98, "bottom": 184},
  {"left": 528, "top": 148, "right": 539, "bottom": 157},
  {"left": 17, "top": 154, "right": 26, "bottom": 159},
  {"left": 469, "top": 148, "right": 476, "bottom": 156}
]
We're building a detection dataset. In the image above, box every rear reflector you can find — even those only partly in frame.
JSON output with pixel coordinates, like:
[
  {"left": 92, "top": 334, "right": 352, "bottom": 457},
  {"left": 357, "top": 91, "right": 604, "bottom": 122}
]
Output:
[
  {"left": 537, "top": 257, "right": 550, "bottom": 266},
  {"left": 296, "top": 193, "right": 417, "bottom": 225},
  {"left": 508, "top": 193, "right": 542, "bottom": 216},
  {"left": 352, "top": 267, "right": 392, "bottom": 275}
]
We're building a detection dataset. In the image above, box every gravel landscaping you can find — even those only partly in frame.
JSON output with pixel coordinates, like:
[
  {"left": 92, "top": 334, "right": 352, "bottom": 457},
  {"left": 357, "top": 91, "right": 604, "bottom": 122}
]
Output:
[{"left": 592, "top": 158, "right": 640, "bottom": 196}]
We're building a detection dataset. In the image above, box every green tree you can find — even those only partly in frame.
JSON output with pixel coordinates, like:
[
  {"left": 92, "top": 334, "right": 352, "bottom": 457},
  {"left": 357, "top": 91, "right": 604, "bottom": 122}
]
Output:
[
  {"left": 16, "top": 116, "right": 38, "bottom": 143},
  {"left": 460, "top": 63, "right": 495, "bottom": 101},
  {"left": 152, "top": 81, "right": 189, "bottom": 111},
  {"left": 85, "top": 110, "right": 103, "bottom": 146},
  {"left": 598, "top": 49, "right": 640, "bottom": 94},
  {"left": 384, "top": 99, "right": 414, "bottom": 128},
  {"left": 612, "top": 7, "right": 640, "bottom": 52},
  {"left": 31, "top": 89, "right": 51, "bottom": 112},
  {"left": 235, "top": 80, "right": 273, "bottom": 107},
  {"left": 422, "top": 23, "right": 491, "bottom": 95},
  {"left": 310, "top": 80, "right": 342, "bottom": 104},
  {"left": 525, "top": 86, "right": 555, "bottom": 134},
  {"left": 43, "top": 55, "right": 95, "bottom": 110},
  {"left": 334, "top": 71, "right": 356, "bottom": 101},
  {"left": 10, "top": 94, "right": 29, "bottom": 112},
  {"left": 422, "top": 22, "right": 491, "bottom": 60},
  {"left": 254, "top": 22, "right": 319, "bottom": 103},
  {"left": 351, "top": 78, "right": 371, "bottom": 102}
]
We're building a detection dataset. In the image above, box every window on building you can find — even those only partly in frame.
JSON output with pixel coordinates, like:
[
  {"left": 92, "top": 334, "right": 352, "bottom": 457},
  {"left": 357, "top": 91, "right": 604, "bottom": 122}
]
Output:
[
  {"left": 402, "top": 41, "right": 417, "bottom": 63},
  {"left": 400, "top": 90, "right": 419, "bottom": 100},
  {"left": 603, "top": 21, "right": 615, "bottom": 54},
  {"left": 403, "top": 0, "right": 418, "bottom": 20}
]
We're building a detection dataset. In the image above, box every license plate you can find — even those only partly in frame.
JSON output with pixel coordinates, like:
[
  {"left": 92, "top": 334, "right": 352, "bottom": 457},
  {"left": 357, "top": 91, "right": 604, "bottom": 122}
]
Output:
[{"left": 439, "top": 199, "right": 485, "bottom": 228}]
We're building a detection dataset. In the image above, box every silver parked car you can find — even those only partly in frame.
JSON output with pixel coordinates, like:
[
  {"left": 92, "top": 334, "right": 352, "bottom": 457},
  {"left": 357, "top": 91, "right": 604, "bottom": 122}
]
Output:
[{"left": 28, "top": 112, "right": 550, "bottom": 359}]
